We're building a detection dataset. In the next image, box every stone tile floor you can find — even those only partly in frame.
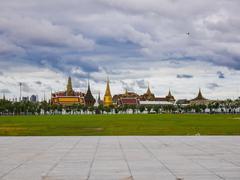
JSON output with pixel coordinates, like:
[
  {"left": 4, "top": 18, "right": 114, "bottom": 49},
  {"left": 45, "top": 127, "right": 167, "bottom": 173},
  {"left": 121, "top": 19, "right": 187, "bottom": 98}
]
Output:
[{"left": 0, "top": 136, "right": 239, "bottom": 180}]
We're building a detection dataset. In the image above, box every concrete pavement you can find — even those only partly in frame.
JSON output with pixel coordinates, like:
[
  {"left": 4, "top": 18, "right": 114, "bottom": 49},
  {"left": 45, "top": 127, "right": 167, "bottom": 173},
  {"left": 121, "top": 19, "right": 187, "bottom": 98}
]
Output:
[{"left": 0, "top": 136, "right": 240, "bottom": 180}]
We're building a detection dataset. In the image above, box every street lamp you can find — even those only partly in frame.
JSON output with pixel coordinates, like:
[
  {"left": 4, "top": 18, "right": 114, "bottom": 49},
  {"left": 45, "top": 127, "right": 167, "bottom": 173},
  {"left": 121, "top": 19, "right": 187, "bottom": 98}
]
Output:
[{"left": 19, "top": 82, "right": 22, "bottom": 102}]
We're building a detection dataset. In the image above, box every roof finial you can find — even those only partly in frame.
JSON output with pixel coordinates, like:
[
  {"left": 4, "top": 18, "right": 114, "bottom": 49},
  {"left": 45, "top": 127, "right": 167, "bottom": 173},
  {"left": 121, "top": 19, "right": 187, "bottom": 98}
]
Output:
[
  {"left": 87, "top": 73, "right": 90, "bottom": 89},
  {"left": 125, "top": 88, "right": 128, "bottom": 95},
  {"left": 147, "top": 81, "right": 151, "bottom": 94},
  {"left": 168, "top": 88, "right": 172, "bottom": 96}
]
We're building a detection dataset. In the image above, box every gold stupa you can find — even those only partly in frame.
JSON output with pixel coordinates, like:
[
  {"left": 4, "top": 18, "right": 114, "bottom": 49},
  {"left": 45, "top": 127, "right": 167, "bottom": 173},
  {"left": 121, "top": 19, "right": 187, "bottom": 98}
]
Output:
[{"left": 103, "top": 78, "right": 113, "bottom": 107}]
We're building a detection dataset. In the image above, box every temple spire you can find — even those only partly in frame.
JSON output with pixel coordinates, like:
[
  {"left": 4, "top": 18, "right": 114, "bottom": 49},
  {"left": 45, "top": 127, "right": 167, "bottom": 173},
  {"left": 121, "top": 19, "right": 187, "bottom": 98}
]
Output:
[
  {"left": 104, "top": 77, "right": 113, "bottom": 106},
  {"left": 84, "top": 79, "right": 95, "bottom": 106},
  {"left": 191, "top": 88, "right": 207, "bottom": 101},
  {"left": 87, "top": 73, "right": 90, "bottom": 89},
  {"left": 105, "top": 78, "right": 112, "bottom": 97},
  {"left": 66, "top": 76, "right": 74, "bottom": 96},
  {"left": 125, "top": 88, "right": 128, "bottom": 95},
  {"left": 197, "top": 88, "right": 204, "bottom": 99},
  {"left": 98, "top": 91, "right": 101, "bottom": 102},
  {"left": 168, "top": 89, "right": 172, "bottom": 97},
  {"left": 146, "top": 82, "right": 151, "bottom": 94},
  {"left": 166, "top": 89, "right": 175, "bottom": 101}
]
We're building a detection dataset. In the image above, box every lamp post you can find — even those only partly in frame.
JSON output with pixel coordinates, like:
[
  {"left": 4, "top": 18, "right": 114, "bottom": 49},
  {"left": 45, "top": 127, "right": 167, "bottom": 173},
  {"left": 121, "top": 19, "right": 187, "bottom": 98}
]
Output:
[{"left": 19, "top": 82, "right": 22, "bottom": 102}]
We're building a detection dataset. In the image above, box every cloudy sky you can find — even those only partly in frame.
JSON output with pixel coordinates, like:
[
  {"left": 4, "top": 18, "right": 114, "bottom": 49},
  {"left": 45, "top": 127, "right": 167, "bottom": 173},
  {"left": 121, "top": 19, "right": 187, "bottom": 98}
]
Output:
[{"left": 0, "top": 0, "right": 240, "bottom": 100}]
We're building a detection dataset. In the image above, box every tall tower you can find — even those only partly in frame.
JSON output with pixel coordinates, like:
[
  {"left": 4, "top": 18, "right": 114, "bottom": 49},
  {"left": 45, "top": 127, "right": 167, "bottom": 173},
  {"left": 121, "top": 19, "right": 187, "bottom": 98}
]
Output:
[
  {"left": 66, "top": 77, "right": 74, "bottom": 96},
  {"left": 146, "top": 83, "right": 152, "bottom": 95},
  {"left": 104, "top": 78, "right": 113, "bottom": 107},
  {"left": 84, "top": 80, "right": 95, "bottom": 106},
  {"left": 19, "top": 82, "right": 22, "bottom": 102}
]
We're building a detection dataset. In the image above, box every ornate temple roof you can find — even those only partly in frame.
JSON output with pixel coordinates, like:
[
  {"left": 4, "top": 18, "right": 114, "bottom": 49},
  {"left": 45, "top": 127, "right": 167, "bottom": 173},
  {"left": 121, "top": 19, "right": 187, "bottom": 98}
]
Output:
[
  {"left": 140, "top": 84, "right": 155, "bottom": 101},
  {"left": 166, "top": 89, "right": 175, "bottom": 101},
  {"left": 191, "top": 89, "right": 207, "bottom": 101},
  {"left": 84, "top": 81, "right": 95, "bottom": 106}
]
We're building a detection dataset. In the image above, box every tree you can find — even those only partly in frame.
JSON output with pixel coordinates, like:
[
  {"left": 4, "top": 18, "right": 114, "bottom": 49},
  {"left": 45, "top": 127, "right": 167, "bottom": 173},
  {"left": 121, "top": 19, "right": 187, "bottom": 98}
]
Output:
[
  {"left": 77, "top": 104, "right": 83, "bottom": 114},
  {"left": 88, "top": 106, "right": 94, "bottom": 114},
  {"left": 139, "top": 105, "right": 145, "bottom": 114},
  {"left": 41, "top": 101, "right": 49, "bottom": 115},
  {"left": 153, "top": 105, "right": 160, "bottom": 114},
  {"left": 98, "top": 104, "right": 104, "bottom": 114},
  {"left": 104, "top": 106, "right": 111, "bottom": 114},
  {"left": 129, "top": 105, "right": 137, "bottom": 114},
  {"left": 114, "top": 107, "right": 119, "bottom": 114},
  {"left": 82, "top": 106, "right": 88, "bottom": 114},
  {"left": 72, "top": 104, "right": 78, "bottom": 114},
  {"left": 146, "top": 105, "right": 152, "bottom": 114}
]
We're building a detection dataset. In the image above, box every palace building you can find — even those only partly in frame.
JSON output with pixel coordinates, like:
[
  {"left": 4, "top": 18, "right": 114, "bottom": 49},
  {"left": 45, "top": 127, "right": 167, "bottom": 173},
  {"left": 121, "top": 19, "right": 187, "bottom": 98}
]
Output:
[
  {"left": 51, "top": 77, "right": 85, "bottom": 105},
  {"left": 103, "top": 78, "right": 113, "bottom": 107},
  {"left": 139, "top": 85, "right": 176, "bottom": 104},
  {"left": 113, "top": 89, "right": 140, "bottom": 106},
  {"left": 112, "top": 85, "right": 176, "bottom": 106}
]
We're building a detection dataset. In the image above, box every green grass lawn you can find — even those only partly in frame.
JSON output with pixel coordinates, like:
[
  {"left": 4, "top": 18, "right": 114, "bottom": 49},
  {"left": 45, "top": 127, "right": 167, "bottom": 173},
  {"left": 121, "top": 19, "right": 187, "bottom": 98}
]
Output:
[{"left": 0, "top": 114, "right": 240, "bottom": 136}]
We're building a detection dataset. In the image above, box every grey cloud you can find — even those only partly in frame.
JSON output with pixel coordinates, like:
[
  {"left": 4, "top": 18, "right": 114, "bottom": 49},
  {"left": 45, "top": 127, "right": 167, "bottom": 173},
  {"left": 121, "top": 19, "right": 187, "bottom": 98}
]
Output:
[
  {"left": 35, "top": 81, "right": 42, "bottom": 85},
  {"left": 0, "top": 89, "right": 11, "bottom": 94},
  {"left": 0, "top": 71, "right": 3, "bottom": 75},
  {"left": 21, "top": 82, "right": 34, "bottom": 93},
  {"left": 0, "top": 16, "right": 94, "bottom": 50},
  {"left": 72, "top": 79, "right": 87, "bottom": 89},
  {"left": 176, "top": 74, "right": 193, "bottom": 79},
  {"left": 0, "top": 0, "right": 239, "bottom": 71},
  {"left": 207, "top": 83, "right": 220, "bottom": 90},
  {"left": 120, "top": 80, "right": 134, "bottom": 91},
  {"left": 217, "top": 71, "right": 225, "bottom": 79},
  {"left": 135, "top": 79, "right": 148, "bottom": 89}
]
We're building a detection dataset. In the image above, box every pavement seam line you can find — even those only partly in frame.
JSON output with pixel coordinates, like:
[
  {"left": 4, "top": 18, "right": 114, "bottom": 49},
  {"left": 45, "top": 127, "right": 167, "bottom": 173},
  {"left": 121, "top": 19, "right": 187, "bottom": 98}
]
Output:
[
  {"left": 0, "top": 137, "right": 63, "bottom": 180},
  {"left": 136, "top": 137, "right": 178, "bottom": 179},
  {"left": 178, "top": 139, "right": 226, "bottom": 180},
  {"left": 42, "top": 137, "right": 83, "bottom": 179},
  {"left": 86, "top": 136, "right": 101, "bottom": 180},
  {"left": 118, "top": 136, "right": 134, "bottom": 180}
]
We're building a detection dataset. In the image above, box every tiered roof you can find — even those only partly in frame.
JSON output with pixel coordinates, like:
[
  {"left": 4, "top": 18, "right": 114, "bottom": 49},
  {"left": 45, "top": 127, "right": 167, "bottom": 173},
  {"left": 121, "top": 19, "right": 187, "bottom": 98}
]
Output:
[
  {"left": 191, "top": 89, "right": 207, "bottom": 101},
  {"left": 84, "top": 81, "right": 95, "bottom": 106}
]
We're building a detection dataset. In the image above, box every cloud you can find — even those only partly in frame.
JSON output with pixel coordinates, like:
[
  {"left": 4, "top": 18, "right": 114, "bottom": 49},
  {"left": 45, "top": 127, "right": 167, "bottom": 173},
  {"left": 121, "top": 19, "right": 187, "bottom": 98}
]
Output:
[
  {"left": 35, "top": 81, "right": 42, "bottom": 85},
  {"left": 135, "top": 79, "right": 148, "bottom": 89},
  {"left": 0, "top": 16, "right": 95, "bottom": 50},
  {"left": 120, "top": 80, "right": 135, "bottom": 92},
  {"left": 207, "top": 83, "right": 220, "bottom": 90},
  {"left": 0, "top": 71, "right": 3, "bottom": 76},
  {"left": 176, "top": 74, "right": 193, "bottom": 79},
  {"left": 0, "top": 89, "right": 11, "bottom": 94},
  {"left": 21, "top": 82, "right": 34, "bottom": 93},
  {"left": 217, "top": 71, "right": 225, "bottom": 79}
]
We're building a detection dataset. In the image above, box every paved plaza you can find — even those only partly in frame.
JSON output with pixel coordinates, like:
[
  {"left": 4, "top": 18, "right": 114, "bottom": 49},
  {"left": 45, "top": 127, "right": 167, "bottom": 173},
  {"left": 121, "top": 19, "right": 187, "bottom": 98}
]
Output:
[{"left": 0, "top": 136, "right": 240, "bottom": 180}]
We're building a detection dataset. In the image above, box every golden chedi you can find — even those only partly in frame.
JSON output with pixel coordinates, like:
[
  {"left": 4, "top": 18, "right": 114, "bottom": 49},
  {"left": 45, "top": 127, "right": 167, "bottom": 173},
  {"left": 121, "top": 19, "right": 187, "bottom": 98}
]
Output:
[{"left": 104, "top": 78, "right": 113, "bottom": 107}]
